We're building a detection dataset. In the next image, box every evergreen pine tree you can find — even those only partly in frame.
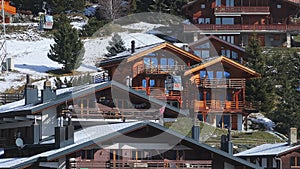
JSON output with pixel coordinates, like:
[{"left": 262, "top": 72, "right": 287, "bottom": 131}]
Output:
[
  {"left": 105, "top": 33, "right": 126, "bottom": 57},
  {"left": 245, "top": 35, "right": 275, "bottom": 114},
  {"left": 48, "top": 15, "right": 84, "bottom": 72},
  {"left": 148, "top": 0, "right": 169, "bottom": 13}
]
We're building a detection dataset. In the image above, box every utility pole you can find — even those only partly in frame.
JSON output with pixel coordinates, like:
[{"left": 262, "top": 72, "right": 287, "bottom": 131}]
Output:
[{"left": 0, "top": 0, "right": 7, "bottom": 73}]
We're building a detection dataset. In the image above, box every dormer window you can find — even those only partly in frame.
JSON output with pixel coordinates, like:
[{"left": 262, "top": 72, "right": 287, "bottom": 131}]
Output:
[{"left": 277, "top": 4, "right": 282, "bottom": 8}]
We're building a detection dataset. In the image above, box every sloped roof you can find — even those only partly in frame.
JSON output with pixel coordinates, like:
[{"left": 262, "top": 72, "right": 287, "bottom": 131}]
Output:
[
  {"left": 0, "top": 121, "right": 262, "bottom": 169},
  {"left": 234, "top": 142, "right": 300, "bottom": 157},
  {"left": 0, "top": 81, "right": 187, "bottom": 117},
  {"left": 184, "top": 56, "right": 261, "bottom": 78},
  {"left": 189, "top": 35, "right": 246, "bottom": 53},
  {"left": 99, "top": 42, "right": 202, "bottom": 67}
]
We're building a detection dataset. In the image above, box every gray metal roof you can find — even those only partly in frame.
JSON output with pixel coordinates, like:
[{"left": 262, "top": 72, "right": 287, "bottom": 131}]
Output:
[
  {"left": 0, "top": 80, "right": 187, "bottom": 117},
  {"left": 234, "top": 142, "right": 300, "bottom": 157},
  {"left": 0, "top": 121, "right": 262, "bottom": 169}
]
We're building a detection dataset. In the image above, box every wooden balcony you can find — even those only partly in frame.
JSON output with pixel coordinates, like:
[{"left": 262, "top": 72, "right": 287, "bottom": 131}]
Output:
[
  {"left": 184, "top": 24, "right": 300, "bottom": 32},
  {"left": 194, "top": 78, "right": 246, "bottom": 89},
  {"left": 134, "top": 65, "right": 186, "bottom": 76},
  {"left": 215, "top": 6, "right": 270, "bottom": 14},
  {"left": 73, "top": 160, "right": 212, "bottom": 169},
  {"left": 194, "top": 100, "right": 245, "bottom": 112}
]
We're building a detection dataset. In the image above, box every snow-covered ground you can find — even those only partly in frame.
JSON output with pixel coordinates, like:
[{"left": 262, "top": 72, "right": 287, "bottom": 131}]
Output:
[{"left": 0, "top": 22, "right": 165, "bottom": 92}]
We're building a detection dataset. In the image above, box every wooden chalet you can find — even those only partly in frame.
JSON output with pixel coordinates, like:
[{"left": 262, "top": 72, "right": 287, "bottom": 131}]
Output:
[
  {"left": 182, "top": 0, "right": 300, "bottom": 47},
  {"left": 189, "top": 35, "right": 247, "bottom": 64},
  {"left": 99, "top": 42, "right": 260, "bottom": 130},
  {"left": 0, "top": 0, "right": 16, "bottom": 23},
  {"left": 185, "top": 56, "right": 260, "bottom": 130},
  {"left": 0, "top": 121, "right": 263, "bottom": 169}
]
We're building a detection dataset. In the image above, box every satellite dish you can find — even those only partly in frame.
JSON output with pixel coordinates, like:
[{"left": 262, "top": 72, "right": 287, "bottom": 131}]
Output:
[{"left": 15, "top": 138, "right": 24, "bottom": 148}]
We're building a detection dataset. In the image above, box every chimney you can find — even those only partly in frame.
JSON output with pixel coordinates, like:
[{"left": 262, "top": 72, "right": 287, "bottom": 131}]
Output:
[
  {"left": 55, "top": 116, "right": 74, "bottom": 148},
  {"left": 24, "top": 75, "right": 39, "bottom": 105},
  {"left": 192, "top": 125, "right": 200, "bottom": 142},
  {"left": 289, "top": 128, "right": 298, "bottom": 145},
  {"left": 221, "top": 127, "right": 233, "bottom": 154},
  {"left": 131, "top": 40, "right": 135, "bottom": 54},
  {"left": 41, "top": 77, "right": 56, "bottom": 103}
]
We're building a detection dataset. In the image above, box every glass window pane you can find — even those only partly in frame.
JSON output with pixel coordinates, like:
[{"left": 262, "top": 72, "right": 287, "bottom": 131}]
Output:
[
  {"left": 224, "top": 72, "right": 230, "bottom": 78},
  {"left": 194, "top": 50, "right": 201, "bottom": 57},
  {"left": 207, "top": 71, "right": 214, "bottom": 79},
  {"left": 202, "top": 50, "right": 210, "bottom": 59},
  {"left": 198, "top": 18, "right": 205, "bottom": 24},
  {"left": 205, "top": 18, "right": 210, "bottom": 24},
  {"left": 200, "top": 71, "right": 206, "bottom": 78},
  {"left": 222, "top": 18, "right": 234, "bottom": 25},
  {"left": 291, "top": 157, "right": 295, "bottom": 166},
  {"left": 216, "top": 18, "right": 221, "bottom": 24},
  {"left": 144, "top": 58, "right": 151, "bottom": 68},
  {"left": 168, "top": 58, "right": 175, "bottom": 65},
  {"left": 232, "top": 51, "right": 238, "bottom": 60},
  {"left": 150, "top": 79, "right": 155, "bottom": 87},
  {"left": 142, "top": 79, "right": 147, "bottom": 88},
  {"left": 151, "top": 58, "right": 158, "bottom": 68},
  {"left": 221, "top": 49, "right": 226, "bottom": 56},
  {"left": 226, "top": 50, "right": 231, "bottom": 58},
  {"left": 216, "top": 0, "right": 221, "bottom": 7},
  {"left": 216, "top": 71, "right": 223, "bottom": 79}
]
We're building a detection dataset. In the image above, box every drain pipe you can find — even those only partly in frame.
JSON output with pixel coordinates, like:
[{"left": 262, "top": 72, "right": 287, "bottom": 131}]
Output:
[{"left": 275, "top": 157, "right": 282, "bottom": 169}]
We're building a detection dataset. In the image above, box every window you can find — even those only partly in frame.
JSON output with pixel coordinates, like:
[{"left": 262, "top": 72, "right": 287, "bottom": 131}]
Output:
[
  {"left": 198, "top": 18, "right": 205, "bottom": 24},
  {"left": 226, "top": 0, "right": 234, "bottom": 7},
  {"left": 226, "top": 50, "right": 231, "bottom": 58},
  {"left": 291, "top": 156, "right": 300, "bottom": 167},
  {"left": 201, "top": 50, "right": 210, "bottom": 59},
  {"left": 216, "top": 18, "right": 221, "bottom": 24},
  {"left": 200, "top": 71, "right": 206, "bottom": 78},
  {"left": 196, "top": 42, "right": 210, "bottom": 49},
  {"left": 142, "top": 79, "right": 147, "bottom": 88},
  {"left": 201, "top": 3, "right": 206, "bottom": 8},
  {"left": 216, "top": 0, "right": 221, "bottom": 7},
  {"left": 150, "top": 79, "right": 155, "bottom": 87},
  {"left": 222, "top": 18, "right": 234, "bottom": 24},
  {"left": 232, "top": 51, "right": 238, "bottom": 60},
  {"left": 277, "top": 4, "right": 282, "bottom": 8},
  {"left": 205, "top": 18, "right": 210, "bottom": 24},
  {"left": 81, "top": 150, "right": 94, "bottom": 160}
]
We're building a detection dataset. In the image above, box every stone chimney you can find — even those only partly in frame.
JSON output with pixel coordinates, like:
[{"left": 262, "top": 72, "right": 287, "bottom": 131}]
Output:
[
  {"left": 221, "top": 127, "right": 233, "bottom": 154},
  {"left": 41, "top": 77, "right": 56, "bottom": 103},
  {"left": 24, "top": 75, "right": 39, "bottom": 105},
  {"left": 131, "top": 40, "right": 135, "bottom": 54},
  {"left": 289, "top": 127, "right": 298, "bottom": 145}
]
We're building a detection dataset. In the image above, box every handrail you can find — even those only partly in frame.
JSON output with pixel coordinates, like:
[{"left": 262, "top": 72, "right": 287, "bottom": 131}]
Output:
[
  {"left": 194, "top": 78, "right": 246, "bottom": 88},
  {"left": 215, "top": 6, "right": 269, "bottom": 13},
  {"left": 134, "top": 64, "right": 187, "bottom": 75},
  {"left": 184, "top": 24, "right": 300, "bottom": 31},
  {"left": 75, "top": 159, "right": 212, "bottom": 168}
]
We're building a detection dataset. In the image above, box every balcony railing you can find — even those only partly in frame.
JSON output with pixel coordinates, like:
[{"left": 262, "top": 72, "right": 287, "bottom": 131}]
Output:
[
  {"left": 134, "top": 65, "right": 186, "bottom": 76},
  {"left": 184, "top": 24, "right": 300, "bottom": 32},
  {"left": 194, "top": 78, "right": 246, "bottom": 89},
  {"left": 194, "top": 100, "right": 244, "bottom": 111},
  {"left": 215, "top": 6, "right": 270, "bottom": 13},
  {"left": 73, "top": 160, "right": 212, "bottom": 169}
]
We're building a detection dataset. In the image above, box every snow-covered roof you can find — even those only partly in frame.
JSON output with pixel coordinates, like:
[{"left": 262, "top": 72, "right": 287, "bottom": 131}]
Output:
[
  {"left": 234, "top": 142, "right": 300, "bottom": 157},
  {"left": 0, "top": 121, "right": 262, "bottom": 169},
  {"left": 0, "top": 81, "right": 187, "bottom": 117}
]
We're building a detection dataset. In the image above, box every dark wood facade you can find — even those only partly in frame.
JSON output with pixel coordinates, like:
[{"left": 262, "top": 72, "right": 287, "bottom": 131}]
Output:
[{"left": 182, "top": 0, "right": 300, "bottom": 47}]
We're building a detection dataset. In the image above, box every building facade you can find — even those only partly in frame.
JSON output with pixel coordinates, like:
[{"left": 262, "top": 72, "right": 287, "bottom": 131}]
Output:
[{"left": 182, "top": 0, "right": 300, "bottom": 47}]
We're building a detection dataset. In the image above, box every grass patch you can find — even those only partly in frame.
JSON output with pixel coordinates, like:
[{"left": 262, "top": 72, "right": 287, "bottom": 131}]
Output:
[
  {"left": 165, "top": 118, "right": 284, "bottom": 150},
  {"left": 293, "top": 34, "right": 300, "bottom": 42}
]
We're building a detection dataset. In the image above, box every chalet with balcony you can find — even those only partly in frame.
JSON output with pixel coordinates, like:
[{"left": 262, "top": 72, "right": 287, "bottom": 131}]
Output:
[
  {"left": 99, "top": 42, "right": 260, "bottom": 130},
  {"left": 185, "top": 56, "right": 260, "bottom": 130},
  {"left": 0, "top": 121, "right": 262, "bottom": 169},
  {"left": 182, "top": 0, "right": 300, "bottom": 47},
  {"left": 0, "top": 0, "right": 16, "bottom": 23}
]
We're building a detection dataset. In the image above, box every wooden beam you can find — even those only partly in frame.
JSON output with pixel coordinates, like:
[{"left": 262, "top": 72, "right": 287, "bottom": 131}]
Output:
[{"left": 26, "top": 115, "right": 41, "bottom": 120}]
